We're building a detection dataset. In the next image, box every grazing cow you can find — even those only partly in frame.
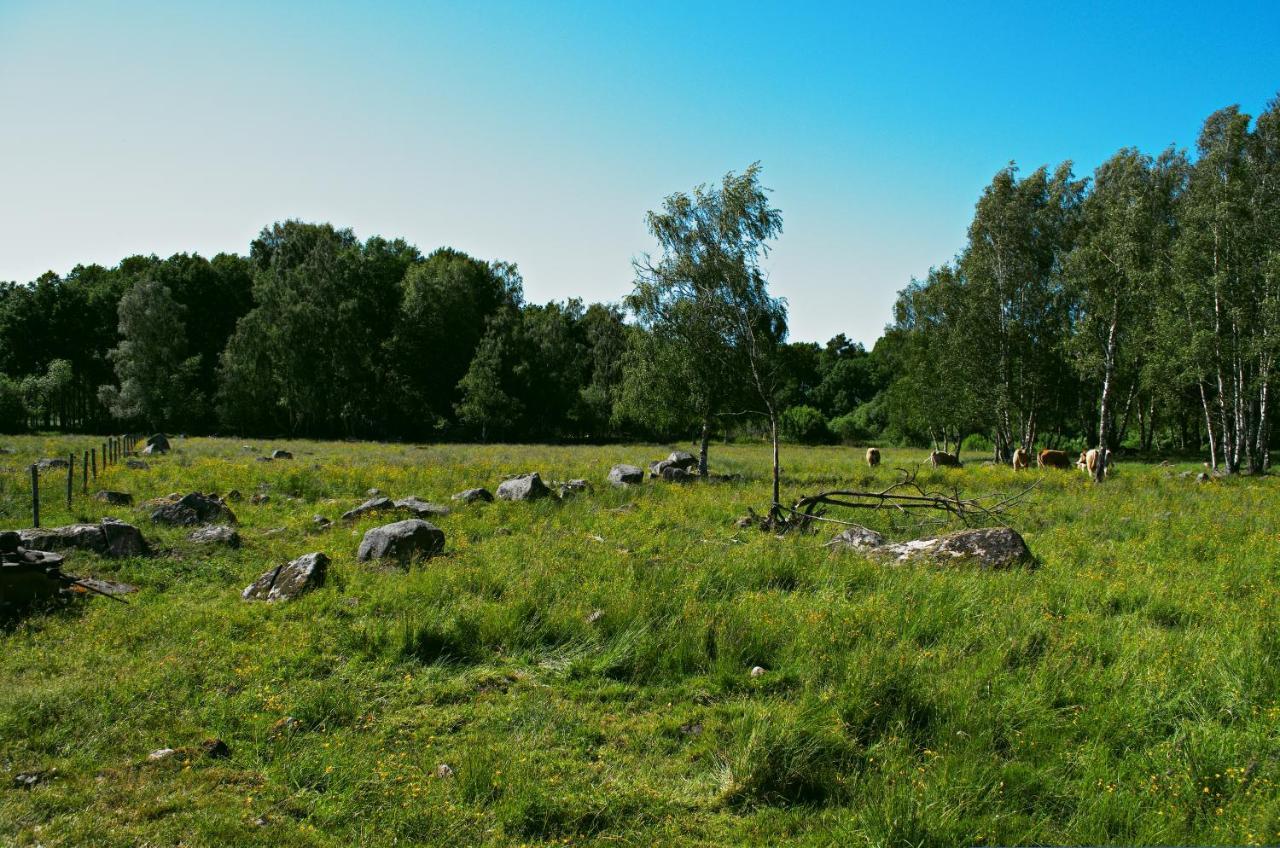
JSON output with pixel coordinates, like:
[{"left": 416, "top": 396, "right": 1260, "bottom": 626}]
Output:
[
  {"left": 1078, "top": 448, "right": 1111, "bottom": 477},
  {"left": 1037, "top": 449, "right": 1071, "bottom": 470},
  {"left": 928, "top": 450, "right": 961, "bottom": 468},
  {"left": 1012, "top": 448, "right": 1030, "bottom": 471},
  {"left": 865, "top": 447, "right": 881, "bottom": 467}
]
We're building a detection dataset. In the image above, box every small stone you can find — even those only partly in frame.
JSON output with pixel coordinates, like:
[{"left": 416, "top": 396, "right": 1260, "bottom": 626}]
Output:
[
  {"left": 148, "top": 748, "right": 177, "bottom": 761},
  {"left": 436, "top": 763, "right": 454, "bottom": 779},
  {"left": 312, "top": 515, "right": 332, "bottom": 529},
  {"left": 825, "top": 525, "right": 887, "bottom": 552},
  {"left": 558, "top": 479, "right": 590, "bottom": 496},
  {"left": 251, "top": 493, "right": 270, "bottom": 505},
  {"left": 13, "top": 770, "right": 51, "bottom": 788},
  {"left": 342, "top": 496, "right": 395, "bottom": 521},
  {"left": 242, "top": 552, "right": 329, "bottom": 602},
  {"left": 452, "top": 487, "right": 494, "bottom": 504},
  {"left": 750, "top": 666, "right": 767, "bottom": 677},
  {"left": 94, "top": 490, "right": 133, "bottom": 506},
  {"left": 357, "top": 520, "right": 445, "bottom": 565},
  {"left": 366, "top": 487, "right": 381, "bottom": 497},
  {"left": 225, "top": 489, "right": 243, "bottom": 502},
  {"left": 151, "top": 492, "right": 236, "bottom": 526},
  {"left": 189, "top": 525, "right": 241, "bottom": 548},
  {"left": 125, "top": 459, "right": 149, "bottom": 470},
  {"left": 607, "top": 464, "right": 644, "bottom": 486},
  {"left": 497, "top": 473, "right": 551, "bottom": 501},
  {"left": 393, "top": 497, "right": 451, "bottom": 519},
  {"left": 201, "top": 738, "right": 230, "bottom": 758},
  {"left": 271, "top": 449, "right": 293, "bottom": 460},
  {"left": 586, "top": 609, "right": 604, "bottom": 624}
]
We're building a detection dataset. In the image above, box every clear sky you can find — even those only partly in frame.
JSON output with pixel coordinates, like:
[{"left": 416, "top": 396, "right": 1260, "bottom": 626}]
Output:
[{"left": 2, "top": 1, "right": 1277, "bottom": 345}]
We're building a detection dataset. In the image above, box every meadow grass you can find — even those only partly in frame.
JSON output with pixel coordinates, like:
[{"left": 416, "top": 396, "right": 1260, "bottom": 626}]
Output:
[{"left": 1, "top": 436, "right": 1278, "bottom": 846}]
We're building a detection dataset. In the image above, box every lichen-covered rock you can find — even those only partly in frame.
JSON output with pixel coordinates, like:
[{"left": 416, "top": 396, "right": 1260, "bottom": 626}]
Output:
[
  {"left": 36, "top": 458, "right": 69, "bottom": 470},
  {"left": 242, "top": 552, "right": 328, "bottom": 602},
  {"left": 393, "top": 497, "right": 451, "bottom": 518},
  {"left": 607, "top": 464, "right": 644, "bottom": 486},
  {"left": 881, "top": 527, "right": 1033, "bottom": 569},
  {"left": 189, "top": 525, "right": 241, "bottom": 548},
  {"left": 659, "top": 465, "right": 692, "bottom": 483},
  {"left": 666, "top": 451, "right": 698, "bottom": 470},
  {"left": 825, "top": 525, "right": 887, "bottom": 552},
  {"left": 151, "top": 493, "right": 236, "bottom": 526},
  {"left": 829, "top": 525, "right": 1034, "bottom": 570},
  {"left": 271, "top": 449, "right": 293, "bottom": 460},
  {"left": 496, "top": 473, "right": 551, "bottom": 501},
  {"left": 557, "top": 479, "right": 590, "bottom": 496},
  {"left": 94, "top": 490, "right": 133, "bottom": 506},
  {"left": 452, "top": 487, "right": 494, "bottom": 504},
  {"left": 357, "top": 519, "right": 445, "bottom": 564},
  {"left": 342, "top": 496, "right": 395, "bottom": 521},
  {"left": 19, "top": 518, "right": 148, "bottom": 557}
]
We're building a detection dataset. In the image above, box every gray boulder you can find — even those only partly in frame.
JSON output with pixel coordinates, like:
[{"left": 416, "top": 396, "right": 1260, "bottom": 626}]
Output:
[
  {"left": 393, "top": 497, "right": 451, "bottom": 519},
  {"left": 94, "top": 490, "right": 133, "bottom": 506},
  {"left": 558, "top": 479, "right": 590, "bottom": 496},
  {"left": 666, "top": 451, "right": 698, "bottom": 470},
  {"left": 452, "top": 487, "right": 494, "bottom": 504},
  {"left": 497, "top": 473, "right": 551, "bottom": 501},
  {"left": 828, "top": 524, "right": 1034, "bottom": 570},
  {"left": 825, "top": 525, "right": 887, "bottom": 552},
  {"left": 19, "top": 518, "right": 148, "bottom": 557},
  {"left": 189, "top": 525, "right": 241, "bottom": 548},
  {"left": 607, "top": 464, "right": 644, "bottom": 486},
  {"left": 242, "top": 552, "right": 328, "bottom": 602},
  {"left": 357, "top": 519, "right": 445, "bottom": 564},
  {"left": 659, "top": 465, "right": 692, "bottom": 483},
  {"left": 151, "top": 493, "right": 237, "bottom": 526},
  {"left": 342, "top": 496, "right": 395, "bottom": 521},
  {"left": 271, "top": 449, "right": 293, "bottom": 460},
  {"left": 36, "top": 458, "right": 70, "bottom": 470}
]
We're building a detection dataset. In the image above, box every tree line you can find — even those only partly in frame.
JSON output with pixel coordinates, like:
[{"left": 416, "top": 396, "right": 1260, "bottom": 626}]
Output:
[{"left": 2, "top": 96, "right": 1276, "bottom": 475}]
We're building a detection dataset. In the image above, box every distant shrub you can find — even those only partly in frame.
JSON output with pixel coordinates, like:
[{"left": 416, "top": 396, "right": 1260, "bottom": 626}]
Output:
[
  {"left": 961, "top": 433, "right": 993, "bottom": 454},
  {"left": 780, "top": 405, "right": 832, "bottom": 444},
  {"left": 827, "top": 412, "right": 867, "bottom": 445}
]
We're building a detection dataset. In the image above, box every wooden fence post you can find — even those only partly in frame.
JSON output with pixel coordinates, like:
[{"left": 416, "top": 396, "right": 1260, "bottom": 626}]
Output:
[
  {"left": 30, "top": 464, "right": 39, "bottom": 529},
  {"left": 91, "top": 447, "right": 97, "bottom": 478},
  {"left": 83, "top": 452, "right": 89, "bottom": 494},
  {"left": 102, "top": 442, "right": 108, "bottom": 467},
  {"left": 66, "top": 452, "right": 73, "bottom": 510}
]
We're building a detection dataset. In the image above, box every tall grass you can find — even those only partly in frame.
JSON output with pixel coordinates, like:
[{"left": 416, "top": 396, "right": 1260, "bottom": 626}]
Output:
[{"left": 1, "top": 435, "right": 1278, "bottom": 845}]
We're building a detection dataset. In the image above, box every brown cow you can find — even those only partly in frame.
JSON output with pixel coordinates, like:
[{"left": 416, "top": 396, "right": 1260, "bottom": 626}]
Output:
[
  {"left": 928, "top": 450, "right": 961, "bottom": 468},
  {"left": 1012, "top": 448, "right": 1030, "bottom": 471},
  {"left": 1078, "top": 448, "right": 1111, "bottom": 477},
  {"left": 1038, "top": 449, "right": 1071, "bottom": 470},
  {"left": 865, "top": 447, "right": 881, "bottom": 467}
]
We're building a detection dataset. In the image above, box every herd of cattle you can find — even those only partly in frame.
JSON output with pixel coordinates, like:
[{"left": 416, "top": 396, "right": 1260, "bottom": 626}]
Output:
[{"left": 862, "top": 446, "right": 1111, "bottom": 476}]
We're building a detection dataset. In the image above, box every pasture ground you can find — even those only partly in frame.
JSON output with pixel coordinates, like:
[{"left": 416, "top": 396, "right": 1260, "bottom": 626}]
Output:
[{"left": 1, "top": 436, "right": 1278, "bottom": 847}]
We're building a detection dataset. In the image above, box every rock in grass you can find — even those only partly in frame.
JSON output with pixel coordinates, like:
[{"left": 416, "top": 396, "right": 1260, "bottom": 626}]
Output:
[
  {"left": 825, "top": 525, "right": 886, "bottom": 552},
  {"left": 607, "top": 464, "right": 644, "bottom": 486},
  {"left": 125, "top": 459, "right": 149, "bottom": 470},
  {"left": 94, "top": 490, "right": 133, "bottom": 506},
  {"left": 659, "top": 465, "right": 692, "bottom": 483},
  {"left": 312, "top": 515, "right": 332, "bottom": 529},
  {"left": 141, "top": 443, "right": 167, "bottom": 456},
  {"left": 393, "top": 497, "right": 451, "bottom": 518},
  {"left": 19, "top": 518, "right": 148, "bottom": 557},
  {"left": 342, "top": 496, "right": 395, "bottom": 521},
  {"left": 36, "top": 457, "right": 69, "bottom": 470},
  {"left": 558, "top": 479, "right": 590, "bottom": 496},
  {"left": 883, "top": 527, "right": 1033, "bottom": 570},
  {"left": 145, "top": 433, "right": 171, "bottom": 453},
  {"left": 271, "top": 449, "right": 293, "bottom": 460},
  {"left": 828, "top": 525, "right": 1034, "bottom": 570},
  {"left": 452, "top": 487, "right": 494, "bottom": 504},
  {"left": 496, "top": 473, "right": 551, "bottom": 501},
  {"left": 242, "top": 552, "right": 329, "bottom": 602},
  {"left": 151, "top": 493, "right": 236, "bottom": 526},
  {"left": 201, "top": 738, "right": 230, "bottom": 758},
  {"left": 666, "top": 450, "right": 698, "bottom": 470},
  {"left": 357, "top": 519, "right": 445, "bottom": 564},
  {"left": 188, "top": 525, "right": 240, "bottom": 548}
]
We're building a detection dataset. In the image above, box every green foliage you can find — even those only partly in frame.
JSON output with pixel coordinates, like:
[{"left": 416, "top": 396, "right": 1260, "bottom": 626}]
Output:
[{"left": 779, "top": 405, "right": 831, "bottom": 444}]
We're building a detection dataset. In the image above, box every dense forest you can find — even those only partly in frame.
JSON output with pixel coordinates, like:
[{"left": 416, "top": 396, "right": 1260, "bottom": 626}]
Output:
[{"left": 2, "top": 98, "right": 1277, "bottom": 471}]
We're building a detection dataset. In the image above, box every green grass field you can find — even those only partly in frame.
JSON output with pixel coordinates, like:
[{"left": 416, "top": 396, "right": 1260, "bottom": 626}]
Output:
[{"left": 2, "top": 436, "right": 1278, "bottom": 846}]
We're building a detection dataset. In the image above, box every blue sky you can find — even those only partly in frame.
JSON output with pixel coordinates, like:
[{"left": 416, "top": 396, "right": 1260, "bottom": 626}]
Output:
[{"left": 2, "top": 1, "right": 1277, "bottom": 344}]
